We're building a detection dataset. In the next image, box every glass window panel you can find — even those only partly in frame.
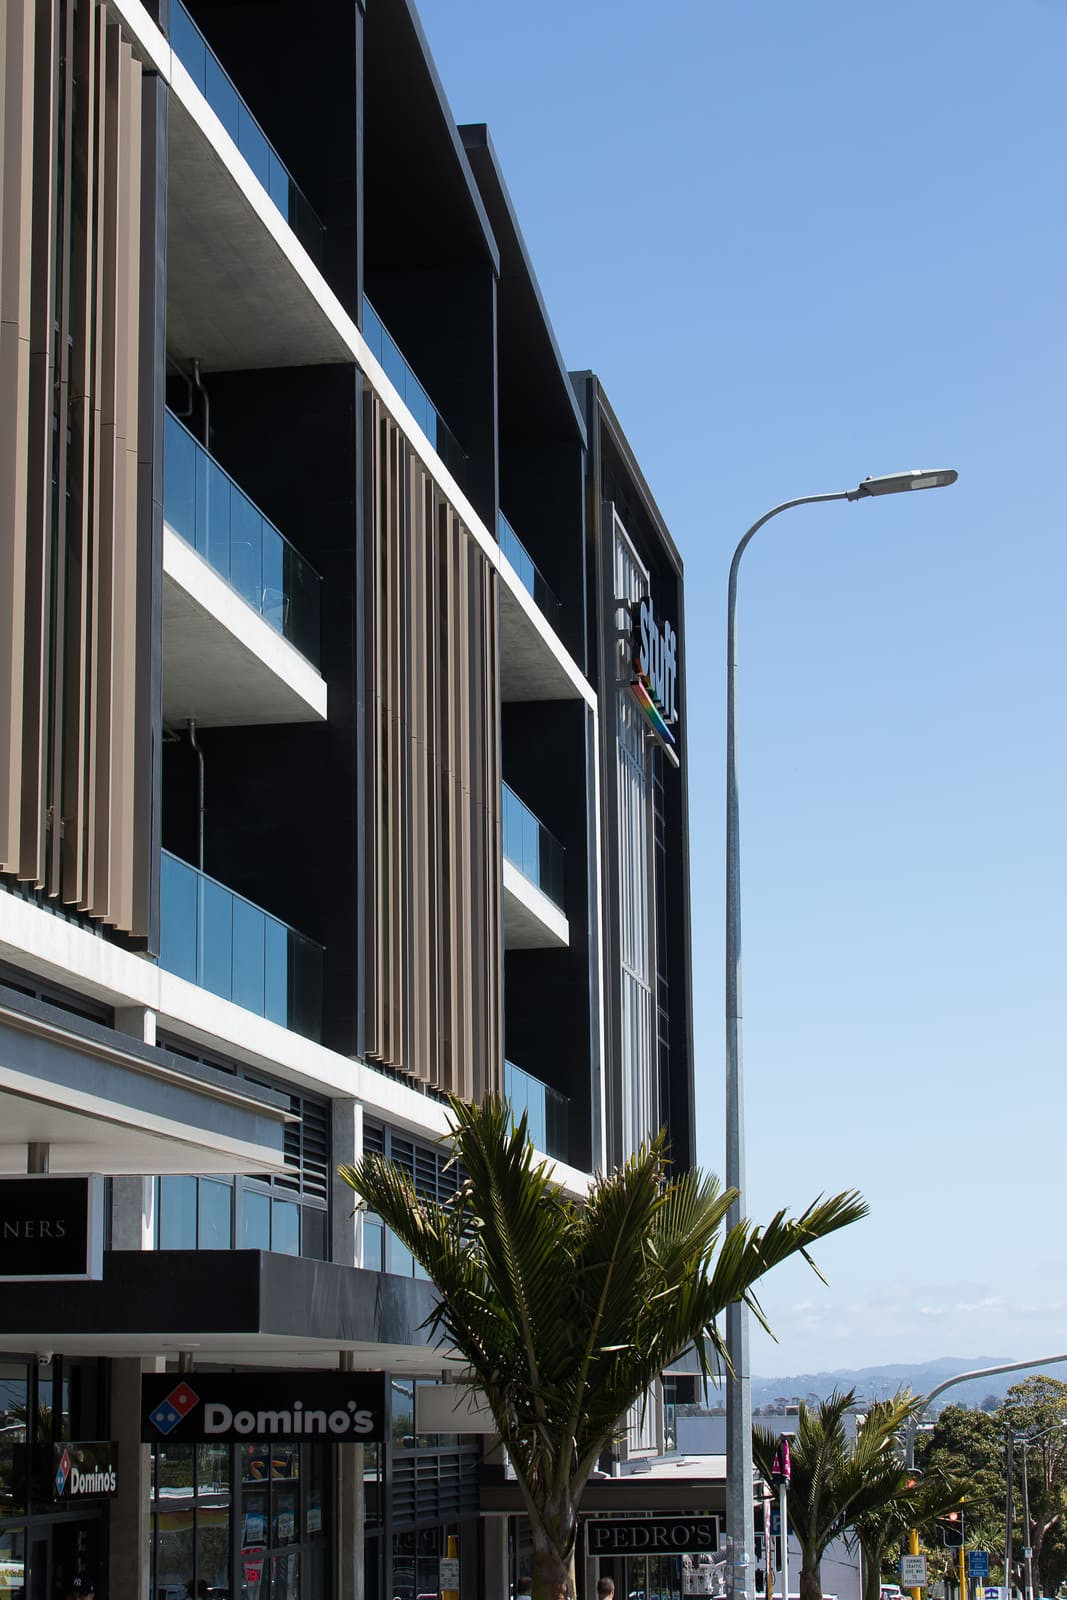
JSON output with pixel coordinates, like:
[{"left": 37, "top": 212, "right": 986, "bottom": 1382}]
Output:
[
  {"left": 0, "top": 1366, "right": 27, "bottom": 1515},
  {"left": 290, "top": 931, "right": 323, "bottom": 1043},
  {"left": 160, "top": 1176, "right": 198, "bottom": 1250},
  {"left": 385, "top": 1229, "right": 412, "bottom": 1280},
  {"left": 263, "top": 916, "right": 288, "bottom": 1029},
  {"left": 272, "top": 1548, "right": 300, "bottom": 1600},
  {"left": 163, "top": 413, "right": 197, "bottom": 543},
  {"left": 301, "top": 1206, "right": 326, "bottom": 1262},
  {"left": 271, "top": 1199, "right": 299, "bottom": 1257},
  {"left": 238, "top": 103, "right": 271, "bottom": 190},
  {"left": 362, "top": 1215, "right": 384, "bottom": 1272},
  {"left": 199, "top": 876, "right": 233, "bottom": 1001},
  {"left": 233, "top": 896, "right": 266, "bottom": 1016},
  {"left": 169, "top": 4, "right": 206, "bottom": 94},
  {"left": 158, "top": 1441, "right": 195, "bottom": 1499},
  {"left": 362, "top": 300, "right": 384, "bottom": 363},
  {"left": 241, "top": 1188, "right": 271, "bottom": 1252},
  {"left": 381, "top": 332, "right": 408, "bottom": 397},
  {"left": 229, "top": 490, "right": 263, "bottom": 609},
  {"left": 205, "top": 458, "right": 232, "bottom": 578},
  {"left": 390, "top": 1381, "right": 414, "bottom": 1450},
  {"left": 204, "top": 52, "right": 239, "bottom": 143},
  {"left": 160, "top": 853, "right": 198, "bottom": 984},
  {"left": 267, "top": 148, "right": 290, "bottom": 215},
  {"left": 155, "top": 1508, "right": 195, "bottom": 1600},
  {"left": 260, "top": 524, "right": 286, "bottom": 635},
  {"left": 198, "top": 1513, "right": 230, "bottom": 1593},
  {"left": 198, "top": 1179, "right": 233, "bottom": 1250},
  {"left": 272, "top": 1486, "right": 297, "bottom": 1547},
  {"left": 196, "top": 1443, "right": 229, "bottom": 1494}
]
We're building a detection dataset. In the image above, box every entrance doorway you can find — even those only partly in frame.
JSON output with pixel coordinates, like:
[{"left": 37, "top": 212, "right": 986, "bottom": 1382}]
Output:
[{"left": 28, "top": 1516, "right": 104, "bottom": 1600}]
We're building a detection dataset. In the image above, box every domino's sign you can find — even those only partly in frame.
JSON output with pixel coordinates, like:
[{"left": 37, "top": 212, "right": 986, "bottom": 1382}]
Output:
[{"left": 141, "top": 1371, "right": 387, "bottom": 1444}]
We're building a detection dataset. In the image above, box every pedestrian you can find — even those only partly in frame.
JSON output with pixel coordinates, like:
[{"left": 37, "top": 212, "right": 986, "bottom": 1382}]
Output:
[
  {"left": 597, "top": 1579, "right": 615, "bottom": 1599},
  {"left": 516, "top": 1580, "right": 532, "bottom": 1597}
]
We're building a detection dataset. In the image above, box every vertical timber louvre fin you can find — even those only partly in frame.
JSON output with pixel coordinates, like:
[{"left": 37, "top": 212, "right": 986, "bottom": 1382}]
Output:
[
  {"left": 362, "top": 392, "right": 502, "bottom": 1097},
  {"left": 0, "top": 0, "right": 155, "bottom": 940}
]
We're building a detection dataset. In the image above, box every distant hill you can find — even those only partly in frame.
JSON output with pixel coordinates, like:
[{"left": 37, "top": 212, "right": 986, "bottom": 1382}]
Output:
[{"left": 745, "top": 1356, "right": 1040, "bottom": 1412}]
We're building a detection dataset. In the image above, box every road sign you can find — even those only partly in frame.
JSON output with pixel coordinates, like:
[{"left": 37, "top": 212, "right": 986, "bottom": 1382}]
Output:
[
  {"left": 969, "top": 1552, "right": 990, "bottom": 1578},
  {"left": 901, "top": 1555, "right": 927, "bottom": 1587}
]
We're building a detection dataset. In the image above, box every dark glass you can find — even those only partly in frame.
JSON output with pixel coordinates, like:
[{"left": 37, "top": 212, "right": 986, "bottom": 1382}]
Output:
[
  {"left": 0, "top": 1366, "right": 27, "bottom": 1515},
  {"left": 241, "top": 1188, "right": 271, "bottom": 1251},
  {"left": 160, "top": 1176, "right": 198, "bottom": 1250},
  {"left": 158, "top": 1441, "right": 195, "bottom": 1498},
  {"left": 390, "top": 1381, "right": 414, "bottom": 1450},
  {"left": 198, "top": 1515, "right": 230, "bottom": 1593},
  {"left": 301, "top": 1206, "right": 327, "bottom": 1262},
  {"left": 289, "top": 929, "right": 323, "bottom": 1042},
  {"left": 263, "top": 917, "right": 288, "bottom": 1029},
  {"left": 198, "top": 1179, "right": 233, "bottom": 1250}
]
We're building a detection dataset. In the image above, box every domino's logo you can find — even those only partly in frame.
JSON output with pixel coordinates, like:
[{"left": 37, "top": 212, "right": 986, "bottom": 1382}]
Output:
[
  {"left": 55, "top": 1448, "right": 71, "bottom": 1496},
  {"left": 148, "top": 1383, "right": 201, "bottom": 1436}
]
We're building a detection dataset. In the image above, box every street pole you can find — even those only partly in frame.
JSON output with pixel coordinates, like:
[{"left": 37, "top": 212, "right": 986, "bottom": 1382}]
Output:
[
  {"left": 1020, "top": 1437, "right": 1034, "bottom": 1600},
  {"left": 779, "top": 1478, "right": 789, "bottom": 1600},
  {"left": 1005, "top": 1430, "right": 1014, "bottom": 1600},
  {"left": 723, "top": 469, "right": 957, "bottom": 1600}
]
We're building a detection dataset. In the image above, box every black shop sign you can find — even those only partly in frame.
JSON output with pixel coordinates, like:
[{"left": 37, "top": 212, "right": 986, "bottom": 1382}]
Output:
[
  {"left": 141, "top": 1371, "right": 387, "bottom": 1444},
  {"left": 586, "top": 1517, "right": 719, "bottom": 1556},
  {"left": 0, "top": 1175, "right": 104, "bottom": 1280},
  {"left": 51, "top": 1442, "right": 119, "bottom": 1500}
]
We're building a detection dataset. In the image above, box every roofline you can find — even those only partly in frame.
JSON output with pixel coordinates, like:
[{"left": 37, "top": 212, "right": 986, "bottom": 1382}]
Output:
[{"left": 572, "top": 371, "right": 684, "bottom": 577}]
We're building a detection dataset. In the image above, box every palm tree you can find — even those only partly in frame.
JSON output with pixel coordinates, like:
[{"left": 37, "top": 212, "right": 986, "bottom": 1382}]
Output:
[
  {"left": 850, "top": 1401, "right": 968, "bottom": 1600},
  {"left": 753, "top": 1390, "right": 917, "bottom": 1600},
  {"left": 340, "top": 1094, "right": 867, "bottom": 1600}
]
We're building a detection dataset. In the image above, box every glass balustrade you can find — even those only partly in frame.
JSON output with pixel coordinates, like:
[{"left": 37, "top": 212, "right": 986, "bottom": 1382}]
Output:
[
  {"left": 170, "top": 0, "right": 324, "bottom": 266},
  {"left": 361, "top": 299, "right": 467, "bottom": 486},
  {"left": 164, "top": 409, "right": 321, "bottom": 665},
  {"left": 504, "top": 1060, "right": 569, "bottom": 1162},
  {"left": 498, "top": 512, "right": 562, "bottom": 631},
  {"left": 160, "top": 851, "right": 323, "bottom": 1042},
  {"left": 502, "top": 783, "right": 565, "bottom": 910}
]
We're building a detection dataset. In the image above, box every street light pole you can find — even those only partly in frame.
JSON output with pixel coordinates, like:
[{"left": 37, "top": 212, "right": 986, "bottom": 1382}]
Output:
[
  {"left": 1020, "top": 1436, "right": 1034, "bottom": 1600},
  {"left": 724, "top": 468, "right": 958, "bottom": 1600}
]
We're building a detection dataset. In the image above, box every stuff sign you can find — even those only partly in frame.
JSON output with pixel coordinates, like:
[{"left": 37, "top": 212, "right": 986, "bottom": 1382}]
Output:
[
  {"left": 52, "top": 1442, "right": 118, "bottom": 1500},
  {"left": 586, "top": 1518, "right": 718, "bottom": 1555},
  {"left": 141, "top": 1371, "right": 387, "bottom": 1444}
]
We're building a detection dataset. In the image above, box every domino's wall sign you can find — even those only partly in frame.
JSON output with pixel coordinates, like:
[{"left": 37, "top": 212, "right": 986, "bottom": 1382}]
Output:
[
  {"left": 141, "top": 1371, "right": 387, "bottom": 1444},
  {"left": 51, "top": 1442, "right": 118, "bottom": 1500}
]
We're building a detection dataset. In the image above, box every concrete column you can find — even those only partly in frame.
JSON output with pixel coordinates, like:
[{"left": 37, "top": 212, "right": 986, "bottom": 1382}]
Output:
[
  {"left": 334, "top": 1443, "right": 366, "bottom": 1600},
  {"left": 111, "top": 1178, "right": 154, "bottom": 1251},
  {"left": 114, "top": 1005, "right": 157, "bottom": 1046},
  {"left": 331, "top": 1097, "right": 363, "bottom": 1268},
  {"left": 109, "top": 1358, "right": 154, "bottom": 1599},
  {"left": 484, "top": 1514, "right": 509, "bottom": 1600}
]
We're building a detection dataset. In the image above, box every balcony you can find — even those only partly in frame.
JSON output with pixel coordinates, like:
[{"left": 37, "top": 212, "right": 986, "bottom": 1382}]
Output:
[
  {"left": 499, "top": 513, "right": 561, "bottom": 632},
  {"left": 501, "top": 784, "right": 568, "bottom": 950},
  {"left": 170, "top": 1, "right": 324, "bottom": 267},
  {"left": 163, "top": 410, "right": 327, "bottom": 727},
  {"left": 504, "top": 1060, "right": 569, "bottom": 1163},
  {"left": 362, "top": 299, "right": 467, "bottom": 486},
  {"left": 165, "top": 410, "right": 320, "bottom": 662},
  {"left": 159, "top": 852, "right": 323, "bottom": 1043}
]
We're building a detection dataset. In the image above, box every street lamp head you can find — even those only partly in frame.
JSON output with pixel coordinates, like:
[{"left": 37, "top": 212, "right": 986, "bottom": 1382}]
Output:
[{"left": 846, "top": 468, "right": 958, "bottom": 500}]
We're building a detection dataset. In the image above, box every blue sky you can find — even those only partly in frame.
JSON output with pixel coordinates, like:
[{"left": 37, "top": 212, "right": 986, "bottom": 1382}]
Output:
[{"left": 417, "top": 0, "right": 1067, "bottom": 1376}]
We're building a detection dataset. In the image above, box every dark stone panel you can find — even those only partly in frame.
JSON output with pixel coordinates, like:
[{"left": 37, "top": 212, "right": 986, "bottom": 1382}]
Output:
[
  {"left": 498, "top": 438, "right": 587, "bottom": 672},
  {"left": 500, "top": 700, "right": 592, "bottom": 1169},
  {"left": 364, "top": 263, "right": 498, "bottom": 531}
]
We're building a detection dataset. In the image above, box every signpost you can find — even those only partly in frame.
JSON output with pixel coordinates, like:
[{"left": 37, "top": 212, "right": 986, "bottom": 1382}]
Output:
[
  {"left": 970, "top": 1552, "right": 990, "bottom": 1579},
  {"left": 901, "top": 1555, "right": 927, "bottom": 1589}
]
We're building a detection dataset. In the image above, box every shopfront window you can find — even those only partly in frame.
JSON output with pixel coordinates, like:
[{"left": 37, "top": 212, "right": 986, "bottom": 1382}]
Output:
[
  {"left": 0, "top": 1365, "right": 27, "bottom": 1516},
  {"left": 151, "top": 1439, "right": 327, "bottom": 1599}
]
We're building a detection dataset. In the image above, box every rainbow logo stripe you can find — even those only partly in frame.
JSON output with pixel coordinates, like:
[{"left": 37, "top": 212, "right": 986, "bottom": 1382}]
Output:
[{"left": 630, "top": 674, "right": 676, "bottom": 747}]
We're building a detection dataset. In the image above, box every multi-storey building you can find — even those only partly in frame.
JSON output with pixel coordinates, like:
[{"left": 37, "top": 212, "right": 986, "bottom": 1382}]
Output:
[{"left": 0, "top": 0, "right": 697, "bottom": 1595}]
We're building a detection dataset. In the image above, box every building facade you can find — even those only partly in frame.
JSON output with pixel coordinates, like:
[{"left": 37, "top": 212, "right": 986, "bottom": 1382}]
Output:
[{"left": 0, "top": 0, "right": 695, "bottom": 1596}]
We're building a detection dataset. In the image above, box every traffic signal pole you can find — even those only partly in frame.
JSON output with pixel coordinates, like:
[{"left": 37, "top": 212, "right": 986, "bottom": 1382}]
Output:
[{"left": 909, "top": 1526, "right": 921, "bottom": 1600}]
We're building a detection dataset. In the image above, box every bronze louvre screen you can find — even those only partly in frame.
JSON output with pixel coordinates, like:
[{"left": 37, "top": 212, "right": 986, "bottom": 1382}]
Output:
[
  {"left": 0, "top": 0, "right": 156, "bottom": 938},
  {"left": 361, "top": 391, "right": 503, "bottom": 1099}
]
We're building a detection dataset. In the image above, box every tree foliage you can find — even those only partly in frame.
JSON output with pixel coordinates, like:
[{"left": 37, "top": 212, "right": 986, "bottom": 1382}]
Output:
[{"left": 340, "top": 1095, "right": 867, "bottom": 1600}]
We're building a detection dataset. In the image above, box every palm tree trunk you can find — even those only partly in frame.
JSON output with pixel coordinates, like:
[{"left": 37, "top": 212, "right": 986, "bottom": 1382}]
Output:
[
  {"left": 799, "top": 1547, "right": 823, "bottom": 1600},
  {"left": 528, "top": 1498, "right": 577, "bottom": 1600},
  {"left": 860, "top": 1537, "right": 886, "bottom": 1600}
]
